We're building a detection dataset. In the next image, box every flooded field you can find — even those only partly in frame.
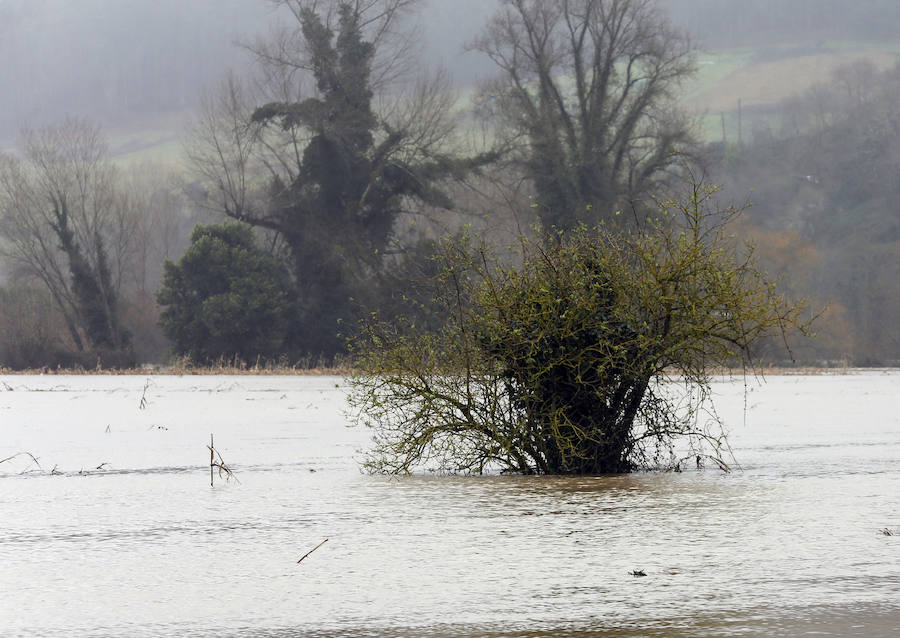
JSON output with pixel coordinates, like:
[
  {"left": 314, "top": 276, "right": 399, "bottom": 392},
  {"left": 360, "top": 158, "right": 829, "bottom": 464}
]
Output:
[{"left": 1, "top": 372, "right": 898, "bottom": 637}]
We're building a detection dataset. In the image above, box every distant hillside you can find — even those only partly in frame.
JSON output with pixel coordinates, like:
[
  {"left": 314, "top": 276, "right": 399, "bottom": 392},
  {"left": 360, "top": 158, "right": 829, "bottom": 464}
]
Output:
[
  {"left": 95, "top": 39, "right": 900, "bottom": 165},
  {"left": 664, "top": 0, "right": 900, "bottom": 48},
  {"left": 5, "top": 0, "right": 898, "bottom": 164},
  {"left": 683, "top": 43, "right": 900, "bottom": 141}
]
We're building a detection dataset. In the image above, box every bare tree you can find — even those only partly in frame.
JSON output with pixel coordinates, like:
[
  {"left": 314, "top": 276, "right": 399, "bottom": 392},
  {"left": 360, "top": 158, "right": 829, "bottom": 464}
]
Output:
[
  {"left": 115, "top": 164, "right": 211, "bottom": 363},
  {"left": 0, "top": 119, "right": 132, "bottom": 358},
  {"left": 471, "top": 0, "right": 697, "bottom": 229},
  {"left": 186, "top": 0, "right": 493, "bottom": 355},
  {"left": 254, "top": 0, "right": 422, "bottom": 93}
]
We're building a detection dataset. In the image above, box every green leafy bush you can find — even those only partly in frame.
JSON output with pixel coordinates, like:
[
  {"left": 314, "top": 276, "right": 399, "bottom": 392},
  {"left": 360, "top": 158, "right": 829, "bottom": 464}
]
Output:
[
  {"left": 157, "top": 223, "right": 295, "bottom": 364},
  {"left": 349, "top": 181, "right": 811, "bottom": 474}
]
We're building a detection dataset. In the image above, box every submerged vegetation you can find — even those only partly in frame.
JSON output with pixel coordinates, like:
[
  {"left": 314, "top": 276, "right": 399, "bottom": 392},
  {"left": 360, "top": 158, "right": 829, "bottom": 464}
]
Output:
[{"left": 349, "top": 179, "right": 811, "bottom": 475}]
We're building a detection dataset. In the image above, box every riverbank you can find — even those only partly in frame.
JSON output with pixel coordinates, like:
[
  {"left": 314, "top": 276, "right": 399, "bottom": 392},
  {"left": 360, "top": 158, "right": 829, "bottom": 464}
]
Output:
[
  {"left": 0, "top": 359, "right": 354, "bottom": 376},
  {"left": 1, "top": 363, "right": 893, "bottom": 377}
]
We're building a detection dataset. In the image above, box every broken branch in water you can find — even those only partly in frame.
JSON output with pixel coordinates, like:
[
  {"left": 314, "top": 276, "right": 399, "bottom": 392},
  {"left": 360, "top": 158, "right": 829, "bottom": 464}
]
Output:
[
  {"left": 297, "top": 538, "right": 328, "bottom": 564},
  {"left": 139, "top": 378, "right": 151, "bottom": 410},
  {"left": 207, "top": 434, "right": 240, "bottom": 486},
  {"left": 0, "top": 451, "right": 42, "bottom": 471}
]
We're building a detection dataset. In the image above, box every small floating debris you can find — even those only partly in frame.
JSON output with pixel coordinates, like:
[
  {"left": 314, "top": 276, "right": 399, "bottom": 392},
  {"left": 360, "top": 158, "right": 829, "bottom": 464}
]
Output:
[
  {"left": 78, "top": 463, "right": 110, "bottom": 476},
  {"left": 881, "top": 528, "right": 895, "bottom": 536},
  {"left": 297, "top": 538, "right": 328, "bottom": 564},
  {"left": 630, "top": 570, "right": 647, "bottom": 577}
]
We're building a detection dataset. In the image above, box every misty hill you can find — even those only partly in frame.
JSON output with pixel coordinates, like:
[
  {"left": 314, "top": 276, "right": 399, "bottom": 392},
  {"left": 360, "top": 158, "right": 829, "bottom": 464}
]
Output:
[
  {"left": 5, "top": 0, "right": 900, "bottom": 148},
  {"left": 0, "top": 0, "right": 264, "bottom": 139},
  {"left": 665, "top": 0, "right": 900, "bottom": 48},
  {"left": 0, "top": 0, "right": 497, "bottom": 144}
]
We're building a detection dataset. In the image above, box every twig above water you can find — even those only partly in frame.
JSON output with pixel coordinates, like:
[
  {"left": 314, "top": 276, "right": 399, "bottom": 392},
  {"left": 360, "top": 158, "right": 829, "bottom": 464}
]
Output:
[
  {"left": 0, "top": 451, "right": 41, "bottom": 470},
  {"left": 208, "top": 434, "right": 240, "bottom": 486},
  {"left": 138, "top": 378, "right": 152, "bottom": 410}
]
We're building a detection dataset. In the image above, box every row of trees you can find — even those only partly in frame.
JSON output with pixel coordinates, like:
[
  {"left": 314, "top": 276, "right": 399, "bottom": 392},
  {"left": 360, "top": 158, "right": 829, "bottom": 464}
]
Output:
[
  {"left": 0, "top": 0, "right": 832, "bottom": 475},
  {"left": 3, "top": 0, "right": 891, "bottom": 370},
  {"left": 151, "top": 0, "right": 697, "bottom": 362},
  {"left": 708, "top": 60, "right": 900, "bottom": 364}
]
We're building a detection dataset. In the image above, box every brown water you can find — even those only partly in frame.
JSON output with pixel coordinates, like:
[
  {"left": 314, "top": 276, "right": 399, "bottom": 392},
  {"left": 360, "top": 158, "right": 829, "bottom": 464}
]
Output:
[{"left": 0, "top": 373, "right": 898, "bottom": 637}]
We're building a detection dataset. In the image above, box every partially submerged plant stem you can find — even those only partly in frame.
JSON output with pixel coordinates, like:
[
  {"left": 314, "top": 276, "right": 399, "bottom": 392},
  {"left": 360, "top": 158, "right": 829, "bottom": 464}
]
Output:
[
  {"left": 138, "top": 378, "right": 151, "bottom": 410},
  {"left": 0, "top": 452, "right": 42, "bottom": 474},
  {"left": 208, "top": 434, "right": 239, "bottom": 486},
  {"left": 0, "top": 451, "right": 41, "bottom": 471}
]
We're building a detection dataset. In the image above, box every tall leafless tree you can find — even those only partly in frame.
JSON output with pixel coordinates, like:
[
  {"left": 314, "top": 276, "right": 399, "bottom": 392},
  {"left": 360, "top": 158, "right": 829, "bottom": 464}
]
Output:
[
  {"left": 0, "top": 119, "right": 133, "bottom": 357},
  {"left": 471, "top": 0, "right": 697, "bottom": 229}
]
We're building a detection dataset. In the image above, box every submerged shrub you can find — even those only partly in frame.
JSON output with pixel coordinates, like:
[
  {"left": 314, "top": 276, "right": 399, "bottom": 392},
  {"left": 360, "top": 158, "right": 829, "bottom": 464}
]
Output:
[{"left": 349, "top": 180, "right": 811, "bottom": 475}]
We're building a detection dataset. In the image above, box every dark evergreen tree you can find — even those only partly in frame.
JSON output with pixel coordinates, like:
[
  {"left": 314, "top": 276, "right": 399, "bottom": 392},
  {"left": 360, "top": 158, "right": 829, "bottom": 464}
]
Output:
[{"left": 157, "top": 223, "right": 296, "bottom": 364}]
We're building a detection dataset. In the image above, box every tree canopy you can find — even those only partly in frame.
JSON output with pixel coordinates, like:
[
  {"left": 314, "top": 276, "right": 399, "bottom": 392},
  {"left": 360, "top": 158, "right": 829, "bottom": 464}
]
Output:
[
  {"left": 349, "top": 178, "right": 810, "bottom": 474},
  {"left": 188, "top": 0, "right": 492, "bottom": 356},
  {"left": 156, "top": 223, "right": 295, "bottom": 364},
  {"left": 472, "top": 0, "right": 697, "bottom": 230}
]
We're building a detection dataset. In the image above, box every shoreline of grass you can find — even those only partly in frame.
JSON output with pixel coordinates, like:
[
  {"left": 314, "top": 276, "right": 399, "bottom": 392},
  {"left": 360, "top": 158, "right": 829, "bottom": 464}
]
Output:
[
  {"left": 0, "top": 363, "right": 895, "bottom": 377},
  {"left": 0, "top": 358, "right": 354, "bottom": 377}
]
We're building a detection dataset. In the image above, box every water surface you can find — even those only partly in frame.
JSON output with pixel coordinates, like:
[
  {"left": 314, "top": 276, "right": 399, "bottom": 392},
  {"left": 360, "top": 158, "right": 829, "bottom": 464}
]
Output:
[{"left": 1, "top": 372, "right": 898, "bottom": 637}]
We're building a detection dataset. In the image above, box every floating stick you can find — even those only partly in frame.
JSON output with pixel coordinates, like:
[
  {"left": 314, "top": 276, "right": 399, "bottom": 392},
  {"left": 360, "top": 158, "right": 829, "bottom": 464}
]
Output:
[
  {"left": 0, "top": 451, "right": 41, "bottom": 470},
  {"left": 297, "top": 539, "right": 328, "bottom": 564}
]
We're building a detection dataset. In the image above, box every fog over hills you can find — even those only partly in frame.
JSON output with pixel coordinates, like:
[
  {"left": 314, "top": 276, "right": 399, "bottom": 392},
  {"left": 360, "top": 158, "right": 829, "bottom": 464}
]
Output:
[
  {"left": 3, "top": 0, "right": 900, "bottom": 142},
  {"left": 0, "top": 0, "right": 496, "bottom": 140}
]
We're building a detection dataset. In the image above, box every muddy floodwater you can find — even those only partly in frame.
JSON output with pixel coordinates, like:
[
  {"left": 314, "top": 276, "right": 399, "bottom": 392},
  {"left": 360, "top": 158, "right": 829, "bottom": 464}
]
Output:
[{"left": 1, "top": 372, "right": 898, "bottom": 637}]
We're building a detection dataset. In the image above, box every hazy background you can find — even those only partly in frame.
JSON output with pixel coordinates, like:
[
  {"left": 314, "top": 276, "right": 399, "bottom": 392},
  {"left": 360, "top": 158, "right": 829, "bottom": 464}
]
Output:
[
  {"left": 0, "top": 0, "right": 498, "bottom": 141},
  {"left": 4, "top": 0, "right": 900, "bottom": 143},
  {"left": 1, "top": 0, "right": 898, "bottom": 365}
]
